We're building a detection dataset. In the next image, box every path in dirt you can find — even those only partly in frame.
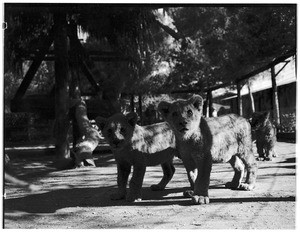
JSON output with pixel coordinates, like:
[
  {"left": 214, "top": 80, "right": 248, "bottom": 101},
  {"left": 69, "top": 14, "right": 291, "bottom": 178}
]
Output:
[{"left": 3, "top": 142, "right": 296, "bottom": 229}]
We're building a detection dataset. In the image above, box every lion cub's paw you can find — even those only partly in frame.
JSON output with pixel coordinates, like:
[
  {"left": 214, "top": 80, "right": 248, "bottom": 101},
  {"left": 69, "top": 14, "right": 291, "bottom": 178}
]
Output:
[
  {"left": 110, "top": 192, "right": 126, "bottom": 200},
  {"left": 256, "top": 157, "right": 265, "bottom": 161},
  {"left": 150, "top": 184, "right": 165, "bottom": 191},
  {"left": 238, "top": 183, "right": 255, "bottom": 191},
  {"left": 126, "top": 194, "right": 142, "bottom": 202},
  {"left": 183, "top": 190, "right": 194, "bottom": 198},
  {"left": 264, "top": 157, "right": 272, "bottom": 161},
  {"left": 225, "top": 182, "right": 239, "bottom": 189},
  {"left": 192, "top": 195, "right": 210, "bottom": 205}
]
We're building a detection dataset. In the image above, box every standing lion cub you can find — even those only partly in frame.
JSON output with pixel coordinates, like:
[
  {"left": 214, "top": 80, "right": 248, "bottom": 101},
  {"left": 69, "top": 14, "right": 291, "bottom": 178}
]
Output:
[
  {"left": 95, "top": 112, "right": 178, "bottom": 202},
  {"left": 158, "top": 95, "right": 258, "bottom": 205}
]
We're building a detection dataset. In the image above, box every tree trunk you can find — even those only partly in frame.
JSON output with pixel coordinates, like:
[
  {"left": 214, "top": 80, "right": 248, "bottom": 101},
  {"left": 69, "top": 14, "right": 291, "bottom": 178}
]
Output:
[
  {"left": 73, "top": 100, "right": 101, "bottom": 167},
  {"left": 271, "top": 66, "right": 280, "bottom": 126},
  {"left": 53, "top": 12, "right": 72, "bottom": 169},
  {"left": 236, "top": 81, "right": 243, "bottom": 116},
  {"left": 247, "top": 80, "right": 255, "bottom": 114}
]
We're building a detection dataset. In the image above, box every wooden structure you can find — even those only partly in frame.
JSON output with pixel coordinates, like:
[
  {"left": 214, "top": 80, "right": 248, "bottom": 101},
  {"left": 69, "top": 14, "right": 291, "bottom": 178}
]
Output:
[
  {"left": 119, "top": 50, "right": 295, "bottom": 124},
  {"left": 166, "top": 51, "right": 295, "bottom": 120},
  {"left": 10, "top": 12, "right": 129, "bottom": 169},
  {"left": 9, "top": 5, "right": 295, "bottom": 168}
]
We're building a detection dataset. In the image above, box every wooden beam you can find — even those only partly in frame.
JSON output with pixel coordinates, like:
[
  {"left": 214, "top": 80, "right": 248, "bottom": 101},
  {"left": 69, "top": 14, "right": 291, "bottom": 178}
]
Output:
[
  {"left": 13, "top": 30, "right": 54, "bottom": 100},
  {"left": 80, "top": 60, "right": 101, "bottom": 92},
  {"left": 67, "top": 32, "right": 101, "bottom": 93},
  {"left": 236, "top": 81, "right": 243, "bottom": 116},
  {"left": 271, "top": 66, "right": 280, "bottom": 126},
  {"left": 274, "top": 60, "right": 290, "bottom": 78}
]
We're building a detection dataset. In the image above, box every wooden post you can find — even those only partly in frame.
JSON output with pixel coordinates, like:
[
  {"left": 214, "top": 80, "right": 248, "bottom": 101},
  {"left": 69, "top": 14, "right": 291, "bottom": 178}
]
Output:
[
  {"left": 69, "top": 21, "right": 82, "bottom": 150},
  {"left": 247, "top": 80, "right": 255, "bottom": 114},
  {"left": 130, "top": 94, "right": 135, "bottom": 112},
  {"left": 205, "top": 91, "right": 211, "bottom": 117},
  {"left": 236, "top": 81, "right": 243, "bottom": 116},
  {"left": 138, "top": 94, "right": 143, "bottom": 125},
  {"left": 207, "top": 90, "right": 213, "bottom": 117},
  {"left": 271, "top": 66, "right": 280, "bottom": 125},
  {"left": 203, "top": 99, "right": 208, "bottom": 117},
  {"left": 53, "top": 12, "right": 71, "bottom": 168}
]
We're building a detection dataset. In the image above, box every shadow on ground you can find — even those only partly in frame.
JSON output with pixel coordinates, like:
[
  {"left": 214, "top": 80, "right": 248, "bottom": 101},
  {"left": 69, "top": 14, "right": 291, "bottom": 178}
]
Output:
[{"left": 5, "top": 184, "right": 295, "bottom": 215}]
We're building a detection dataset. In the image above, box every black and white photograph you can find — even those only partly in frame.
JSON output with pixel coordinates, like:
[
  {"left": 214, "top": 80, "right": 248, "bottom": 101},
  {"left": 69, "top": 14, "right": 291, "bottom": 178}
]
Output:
[{"left": 1, "top": 1, "right": 297, "bottom": 229}]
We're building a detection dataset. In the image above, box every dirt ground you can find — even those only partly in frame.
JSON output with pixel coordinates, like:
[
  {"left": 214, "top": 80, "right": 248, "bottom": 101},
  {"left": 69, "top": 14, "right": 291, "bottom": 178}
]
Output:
[{"left": 2, "top": 141, "right": 297, "bottom": 229}]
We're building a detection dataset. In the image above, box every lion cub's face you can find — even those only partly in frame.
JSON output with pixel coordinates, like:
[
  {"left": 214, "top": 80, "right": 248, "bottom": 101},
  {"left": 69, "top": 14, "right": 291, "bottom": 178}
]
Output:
[
  {"left": 158, "top": 95, "right": 204, "bottom": 138},
  {"left": 95, "top": 113, "right": 137, "bottom": 150}
]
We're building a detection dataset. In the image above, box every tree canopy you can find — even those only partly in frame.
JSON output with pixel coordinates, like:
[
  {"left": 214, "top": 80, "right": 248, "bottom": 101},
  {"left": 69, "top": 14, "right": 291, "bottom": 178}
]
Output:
[
  {"left": 4, "top": 4, "right": 296, "bottom": 97},
  {"left": 157, "top": 6, "right": 296, "bottom": 91}
]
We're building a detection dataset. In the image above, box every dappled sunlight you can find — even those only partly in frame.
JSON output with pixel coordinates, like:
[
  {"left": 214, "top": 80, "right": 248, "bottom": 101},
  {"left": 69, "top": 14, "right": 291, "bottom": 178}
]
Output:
[{"left": 4, "top": 142, "right": 296, "bottom": 229}]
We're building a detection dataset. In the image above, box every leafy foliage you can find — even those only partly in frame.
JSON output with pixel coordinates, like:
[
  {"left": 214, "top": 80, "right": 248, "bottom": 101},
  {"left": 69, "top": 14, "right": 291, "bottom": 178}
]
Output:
[
  {"left": 162, "top": 6, "right": 296, "bottom": 91},
  {"left": 4, "top": 5, "right": 53, "bottom": 73},
  {"left": 4, "top": 5, "right": 296, "bottom": 98}
]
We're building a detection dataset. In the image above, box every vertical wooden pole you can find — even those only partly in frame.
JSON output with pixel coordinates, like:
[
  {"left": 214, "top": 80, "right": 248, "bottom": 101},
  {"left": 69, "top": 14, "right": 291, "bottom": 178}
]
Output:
[
  {"left": 130, "top": 94, "right": 135, "bottom": 112},
  {"left": 247, "top": 80, "right": 255, "bottom": 114},
  {"left": 69, "top": 21, "right": 81, "bottom": 149},
  {"left": 203, "top": 99, "right": 208, "bottom": 117},
  {"left": 236, "top": 81, "right": 243, "bottom": 116},
  {"left": 138, "top": 94, "right": 143, "bottom": 125},
  {"left": 207, "top": 90, "right": 213, "bottom": 117},
  {"left": 53, "top": 12, "right": 71, "bottom": 168},
  {"left": 271, "top": 66, "right": 280, "bottom": 125}
]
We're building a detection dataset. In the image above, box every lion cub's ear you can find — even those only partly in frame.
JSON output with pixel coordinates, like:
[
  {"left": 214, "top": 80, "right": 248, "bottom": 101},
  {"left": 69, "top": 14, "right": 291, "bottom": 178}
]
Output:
[
  {"left": 158, "top": 101, "right": 172, "bottom": 119},
  {"left": 126, "top": 112, "right": 138, "bottom": 127},
  {"left": 189, "top": 95, "right": 203, "bottom": 111},
  {"left": 95, "top": 116, "right": 107, "bottom": 131}
]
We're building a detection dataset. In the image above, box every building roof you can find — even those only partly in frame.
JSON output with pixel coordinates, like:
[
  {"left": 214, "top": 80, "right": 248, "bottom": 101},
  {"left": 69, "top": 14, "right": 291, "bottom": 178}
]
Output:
[{"left": 213, "top": 56, "right": 296, "bottom": 100}]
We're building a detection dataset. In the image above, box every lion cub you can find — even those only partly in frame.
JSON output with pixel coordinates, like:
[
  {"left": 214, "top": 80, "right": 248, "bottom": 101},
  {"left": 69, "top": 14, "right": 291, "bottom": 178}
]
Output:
[
  {"left": 250, "top": 112, "right": 277, "bottom": 161},
  {"left": 96, "top": 112, "right": 178, "bottom": 202},
  {"left": 158, "top": 95, "right": 258, "bottom": 205}
]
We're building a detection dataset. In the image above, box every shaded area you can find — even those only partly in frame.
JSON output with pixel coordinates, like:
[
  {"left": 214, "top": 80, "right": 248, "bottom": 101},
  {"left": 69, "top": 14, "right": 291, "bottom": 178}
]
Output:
[
  {"left": 3, "top": 142, "right": 296, "bottom": 229},
  {"left": 4, "top": 185, "right": 295, "bottom": 214}
]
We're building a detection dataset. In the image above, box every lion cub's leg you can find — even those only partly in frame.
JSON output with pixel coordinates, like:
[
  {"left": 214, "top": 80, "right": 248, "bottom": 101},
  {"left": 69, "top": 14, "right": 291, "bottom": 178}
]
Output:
[
  {"left": 151, "top": 161, "right": 175, "bottom": 191},
  {"left": 271, "top": 147, "right": 277, "bottom": 157},
  {"left": 191, "top": 156, "right": 212, "bottom": 205},
  {"left": 242, "top": 154, "right": 257, "bottom": 191},
  {"left": 264, "top": 147, "right": 273, "bottom": 161},
  {"left": 126, "top": 164, "right": 146, "bottom": 202},
  {"left": 111, "top": 162, "right": 131, "bottom": 200},
  {"left": 180, "top": 153, "right": 197, "bottom": 198},
  {"left": 225, "top": 155, "right": 245, "bottom": 189},
  {"left": 256, "top": 140, "right": 265, "bottom": 161}
]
